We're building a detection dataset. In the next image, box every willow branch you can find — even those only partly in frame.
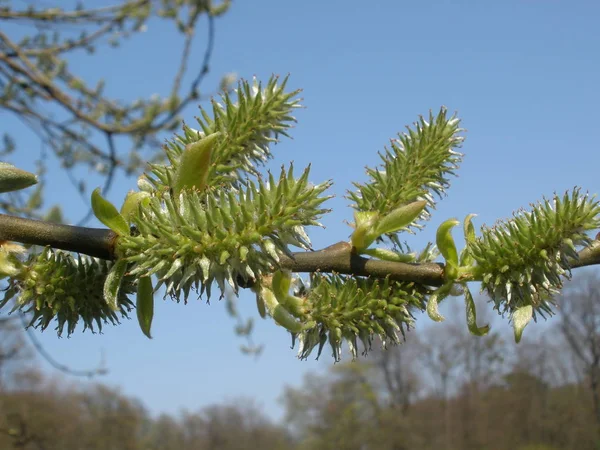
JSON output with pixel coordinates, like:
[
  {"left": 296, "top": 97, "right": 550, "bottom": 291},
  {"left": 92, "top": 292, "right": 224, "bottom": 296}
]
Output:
[
  {"left": 0, "top": 214, "right": 117, "bottom": 260},
  {"left": 572, "top": 239, "right": 600, "bottom": 269},
  {"left": 279, "top": 242, "right": 445, "bottom": 286},
  {"left": 2, "top": 214, "right": 600, "bottom": 287}
]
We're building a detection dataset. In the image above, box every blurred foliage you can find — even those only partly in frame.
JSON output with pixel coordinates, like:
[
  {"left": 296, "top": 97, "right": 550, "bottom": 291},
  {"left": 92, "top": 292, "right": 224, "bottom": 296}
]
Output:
[{"left": 0, "top": 0, "right": 233, "bottom": 220}]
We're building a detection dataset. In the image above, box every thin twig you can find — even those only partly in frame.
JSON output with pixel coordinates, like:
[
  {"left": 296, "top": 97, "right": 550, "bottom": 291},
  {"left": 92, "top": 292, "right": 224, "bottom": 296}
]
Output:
[{"left": 19, "top": 313, "right": 107, "bottom": 378}]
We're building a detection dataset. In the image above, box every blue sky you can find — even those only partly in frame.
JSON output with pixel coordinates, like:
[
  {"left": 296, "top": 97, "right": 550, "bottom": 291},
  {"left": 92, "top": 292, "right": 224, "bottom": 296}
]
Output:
[{"left": 4, "top": 0, "right": 600, "bottom": 420}]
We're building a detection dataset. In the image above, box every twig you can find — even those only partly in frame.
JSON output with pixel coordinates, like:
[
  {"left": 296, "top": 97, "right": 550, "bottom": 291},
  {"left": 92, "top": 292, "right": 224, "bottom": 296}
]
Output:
[
  {"left": 19, "top": 313, "right": 107, "bottom": 378},
  {"left": 0, "top": 214, "right": 116, "bottom": 260}
]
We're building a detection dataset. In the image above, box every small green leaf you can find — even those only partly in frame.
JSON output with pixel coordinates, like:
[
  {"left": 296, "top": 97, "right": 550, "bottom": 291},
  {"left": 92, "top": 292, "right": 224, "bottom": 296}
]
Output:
[
  {"left": 270, "top": 270, "right": 304, "bottom": 316},
  {"left": 0, "top": 251, "right": 21, "bottom": 278},
  {"left": 91, "top": 188, "right": 130, "bottom": 236},
  {"left": 0, "top": 162, "right": 37, "bottom": 193},
  {"left": 272, "top": 270, "right": 292, "bottom": 300},
  {"left": 464, "top": 286, "right": 490, "bottom": 336},
  {"left": 259, "top": 284, "right": 303, "bottom": 333},
  {"left": 460, "top": 214, "right": 477, "bottom": 266},
  {"left": 350, "top": 211, "right": 378, "bottom": 251},
  {"left": 374, "top": 200, "right": 427, "bottom": 236},
  {"left": 512, "top": 305, "right": 533, "bottom": 343},
  {"left": 136, "top": 276, "right": 154, "bottom": 339},
  {"left": 173, "top": 132, "right": 222, "bottom": 195},
  {"left": 426, "top": 292, "right": 444, "bottom": 322},
  {"left": 426, "top": 283, "right": 452, "bottom": 322},
  {"left": 436, "top": 218, "right": 460, "bottom": 279},
  {"left": 361, "top": 248, "right": 416, "bottom": 263},
  {"left": 255, "top": 291, "right": 267, "bottom": 319},
  {"left": 427, "top": 282, "right": 454, "bottom": 322},
  {"left": 463, "top": 213, "right": 477, "bottom": 244},
  {"left": 120, "top": 191, "right": 151, "bottom": 223},
  {"left": 103, "top": 259, "right": 128, "bottom": 311}
]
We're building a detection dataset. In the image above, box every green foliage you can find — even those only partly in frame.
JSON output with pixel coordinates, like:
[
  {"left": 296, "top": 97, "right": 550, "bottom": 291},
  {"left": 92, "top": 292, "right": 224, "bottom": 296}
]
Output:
[
  {"left": 351, "top": 200, "right": 427, "bottom": 251},
  {"left": 1, "top": 248, "right": 134, "bottom": 336},
  {"left": 172, "top": 131, "right": 222, "bottom": 194},
  {"left": 136, "top": 276, "right": 154, "bottom": 339},
  {"left": 91, "top": 187, "right": 130, "bottom": 236}
]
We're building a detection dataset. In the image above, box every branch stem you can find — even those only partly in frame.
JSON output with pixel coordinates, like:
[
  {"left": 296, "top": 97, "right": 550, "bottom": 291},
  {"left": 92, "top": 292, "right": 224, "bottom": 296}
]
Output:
[
  {"left": 1, "top": 213, "right": 599, "bottom": 286},
  {"left": 0, "top": 214, "right": 116, "bottom": 260}
]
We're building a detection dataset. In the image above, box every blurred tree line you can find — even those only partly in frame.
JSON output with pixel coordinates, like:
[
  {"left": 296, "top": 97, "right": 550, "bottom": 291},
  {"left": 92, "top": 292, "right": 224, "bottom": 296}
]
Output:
[{"left": 0, "top": 272, "right": 599, "bottom": 450}]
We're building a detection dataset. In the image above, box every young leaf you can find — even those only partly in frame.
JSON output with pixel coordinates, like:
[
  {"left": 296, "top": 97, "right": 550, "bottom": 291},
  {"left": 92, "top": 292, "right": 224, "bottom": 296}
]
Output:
[
  {"left": 463, "top": 213, "right": 477, "bottom": 244},
  {"left": 512, "top": 305, "right": 533, "bottom": 343},
  {"left": 459, "top": 214, "right": 477, "bottom": 267},
  {"left": 426, "top": 291, "right": 445, "bottom": 322},
  {"left": 350, "top": 211, "right": 378, "bottom": 251},
  {"left": 91, "top": 188, "right": 130, "bottom": 236},
  {"left": 271, "top": 270, "right": 292, "bottom": 300},
  {"left": 270, "top": 270, "right": 304, "bottom": 316},
  {"left": 173, "top": 132, "right": 222, "bottom": 195},
  {"left": 259, "top": 284, "right": 303, "bottom": 333},
  {"left": 104, "top": 259, "right": 128, "bottom": 311},
  {"left": 136, "top": 276, "right": 154, "bottom": 339},
  {"left": 0, "top": 250, "right": 21, "bottom": 278},
  {"left": 374, "top": 200, "right": 428, "bottom": 236},
  {"left": 436, "top": 218, "right": 460, "bottom": 279},
  {"left": 0, "top": 162, "right": 37, "bottom": 193},
  {"left": 426, "top": 283, "right": 452, "bottom": 322},
  {"left": 464, "top": 286, "right": 490, "bottom": 336},
  {"left": 256, "top": 291, "right": 267, "bottom": 319},
  {"left": 121, "top": 191, "right": 151, "bottom": 223}
]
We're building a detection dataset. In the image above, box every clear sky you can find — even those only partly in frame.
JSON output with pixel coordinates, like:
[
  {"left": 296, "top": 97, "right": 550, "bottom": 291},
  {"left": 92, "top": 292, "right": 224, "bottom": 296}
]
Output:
[{"left": 4, "top": 0, "right": 600, "bottom": 420}]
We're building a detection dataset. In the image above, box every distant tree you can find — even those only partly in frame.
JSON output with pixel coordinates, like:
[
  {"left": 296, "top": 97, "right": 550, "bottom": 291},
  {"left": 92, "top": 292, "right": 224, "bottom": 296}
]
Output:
[
  {"left": 283, "top": 329, "right": 600, "bottom": 450},
  {"left": 558, "top": 272, "right": 600, "bottom": 435},
  {"left": 0, "top": 360, "right": 292, "bottom": 450}
]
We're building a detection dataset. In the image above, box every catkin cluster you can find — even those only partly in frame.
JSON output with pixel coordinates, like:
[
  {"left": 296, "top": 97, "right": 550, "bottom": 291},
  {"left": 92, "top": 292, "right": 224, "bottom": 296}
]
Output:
[
  {"left": 2, "top": 248, "right": 135, "bottom": 335},
  {"left": 469, "top": 190, "right": 600, "bottom": 318}
]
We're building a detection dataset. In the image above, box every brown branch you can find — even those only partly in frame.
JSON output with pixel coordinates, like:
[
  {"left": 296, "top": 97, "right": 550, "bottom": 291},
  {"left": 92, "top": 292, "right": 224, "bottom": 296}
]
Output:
[
  {"left": 572, "top": 239, "right": 600, "bottom": 269},
  {"left": 279, "top": 241, "right": 445, "bottom": 286},
  {"left": 0, "top": 214, "right": 116, "bottom": 260},
  {"left": 1, "top": 214, "right": 600, "bottom": 287}
]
